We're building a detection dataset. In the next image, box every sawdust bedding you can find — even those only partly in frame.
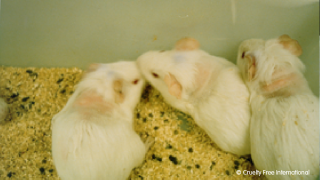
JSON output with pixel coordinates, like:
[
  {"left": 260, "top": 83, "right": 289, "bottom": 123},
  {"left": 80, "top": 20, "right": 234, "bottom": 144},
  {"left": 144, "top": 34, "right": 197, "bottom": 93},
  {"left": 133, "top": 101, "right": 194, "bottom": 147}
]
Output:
[{"left": 0, "top": 66, "right": 264, "bottom": 180}]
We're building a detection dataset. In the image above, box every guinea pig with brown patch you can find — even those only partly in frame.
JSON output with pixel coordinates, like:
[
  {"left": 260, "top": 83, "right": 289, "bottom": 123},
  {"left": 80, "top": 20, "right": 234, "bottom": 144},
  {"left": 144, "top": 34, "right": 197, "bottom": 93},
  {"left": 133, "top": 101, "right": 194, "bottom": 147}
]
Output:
[
  {"left": 137, "top": 38, "right": 251, "bottom": 155},
  {"left": 237, "top": 35, "right": 319, "bottom": 180},
  {"left": 51, "top": 61, "right": 153, "bottom": 180}
]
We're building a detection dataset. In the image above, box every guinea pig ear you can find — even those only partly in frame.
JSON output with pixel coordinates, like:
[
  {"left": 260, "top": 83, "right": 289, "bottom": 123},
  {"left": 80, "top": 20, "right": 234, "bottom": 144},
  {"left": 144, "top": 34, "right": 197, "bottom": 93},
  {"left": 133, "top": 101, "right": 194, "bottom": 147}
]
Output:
[
  {"left": 113, "top": 79, "right": 125, "bottom": 104},
  {"left": 278, "top": 35, "right": 302, "bottom": 56},
  {"left": 261, "top": 72, "right": 301, "bottom": 96},
  {"left": 244, "top": 54, "right": 256, "bottom": 81},
  {"left": 81, "top": 63, "right": 101, "bottom": 79},
  {"left": 175, "top": 37, "right": 200, "bottom": 51},
  {"left": 87, "top": 63, "right": 100, "bottom": 72},
  {"left": 164, "top": 73, "right": 182, "bottom": 99}
]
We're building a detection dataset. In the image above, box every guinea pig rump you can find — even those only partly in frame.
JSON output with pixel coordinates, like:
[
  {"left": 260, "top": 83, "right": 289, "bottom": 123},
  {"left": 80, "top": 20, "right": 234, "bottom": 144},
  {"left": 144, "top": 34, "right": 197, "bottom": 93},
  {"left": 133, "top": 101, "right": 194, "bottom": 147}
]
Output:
[{"left": 52, "top": 114, "right": 146, "bottom": 180}]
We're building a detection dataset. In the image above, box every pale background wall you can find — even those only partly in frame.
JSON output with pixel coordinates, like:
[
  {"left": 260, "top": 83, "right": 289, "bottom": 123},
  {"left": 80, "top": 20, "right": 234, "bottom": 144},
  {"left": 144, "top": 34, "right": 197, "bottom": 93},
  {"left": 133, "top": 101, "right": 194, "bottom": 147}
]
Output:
[{"left": 0, "top": 0, "right": 319, "bottom": 96}]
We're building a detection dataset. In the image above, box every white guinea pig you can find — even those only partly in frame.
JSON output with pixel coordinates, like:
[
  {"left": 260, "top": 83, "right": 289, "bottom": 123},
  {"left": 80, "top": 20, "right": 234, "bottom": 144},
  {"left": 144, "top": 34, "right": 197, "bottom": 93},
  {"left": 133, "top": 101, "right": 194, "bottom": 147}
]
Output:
[
  {"left": 237, "top": 35, "right": 319, "bottom": 180},
  {"left": 51, "top": 61, "right": 153, "bottom": 180},
  {"left": 137, "top": 38, "right": 251, "bottom": 155},
  {"left": 0, "top": 97, "right": 8, "bottom": 122}
]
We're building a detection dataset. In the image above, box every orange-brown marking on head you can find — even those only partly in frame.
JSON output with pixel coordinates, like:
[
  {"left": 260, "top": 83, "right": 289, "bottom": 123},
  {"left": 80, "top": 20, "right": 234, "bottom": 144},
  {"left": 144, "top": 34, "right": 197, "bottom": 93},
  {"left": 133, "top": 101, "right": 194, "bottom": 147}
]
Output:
[
  {"left": 74, "top": 92, "right": 113, "bottom": 114},
  {"left": 278, "top": 35, "right": 302, "bottom": 56},
  {"left": 175, "top": 37, "right": 200, "bottom": 51}
]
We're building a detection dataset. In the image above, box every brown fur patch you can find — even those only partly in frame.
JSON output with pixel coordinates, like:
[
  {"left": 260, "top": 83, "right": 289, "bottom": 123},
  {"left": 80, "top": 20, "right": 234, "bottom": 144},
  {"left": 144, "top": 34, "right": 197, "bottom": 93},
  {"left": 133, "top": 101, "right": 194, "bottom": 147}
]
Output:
[
  {"left": 279, "top": 35, "right": 302, "bottom": 56},
  {"left": 74, "top": 92, "right": 113, "bottom": 115},
  {"left": 175, "top": 37, "right": 200, "bottom": 51}
]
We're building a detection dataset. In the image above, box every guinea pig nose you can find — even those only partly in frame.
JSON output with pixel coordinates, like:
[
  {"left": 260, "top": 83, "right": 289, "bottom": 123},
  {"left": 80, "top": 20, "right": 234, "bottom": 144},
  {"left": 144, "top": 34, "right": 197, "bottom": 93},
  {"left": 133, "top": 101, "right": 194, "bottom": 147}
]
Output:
[
  {"left": 152, "top": 72, "right": 159, "bottom": 78},
  {"left": 132, "top": 79, "right": 139, "bottom": 85}
]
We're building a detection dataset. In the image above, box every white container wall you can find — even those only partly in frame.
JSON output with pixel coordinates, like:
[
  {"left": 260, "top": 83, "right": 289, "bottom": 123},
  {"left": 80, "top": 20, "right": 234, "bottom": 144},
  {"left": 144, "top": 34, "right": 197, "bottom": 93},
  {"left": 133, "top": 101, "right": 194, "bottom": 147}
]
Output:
[{"left": 0, "top": 0, "right": 319, "bottom": 95}]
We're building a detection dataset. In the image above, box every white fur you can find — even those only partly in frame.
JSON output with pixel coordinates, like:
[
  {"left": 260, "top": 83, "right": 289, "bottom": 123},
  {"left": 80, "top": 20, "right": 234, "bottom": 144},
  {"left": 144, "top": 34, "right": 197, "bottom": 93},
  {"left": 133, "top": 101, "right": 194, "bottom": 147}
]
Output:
[
  {"left": 0, "top": 97, "right": 8, "bottom": 122},
  {"left": 237, "top": 37, "right": 319, "bottom": 179},
  {"left": 52, "top": 61, "right": 148, "bottom": 180},
  {"left": 137, "top": 48, "right": 251, "bottom": 155}
]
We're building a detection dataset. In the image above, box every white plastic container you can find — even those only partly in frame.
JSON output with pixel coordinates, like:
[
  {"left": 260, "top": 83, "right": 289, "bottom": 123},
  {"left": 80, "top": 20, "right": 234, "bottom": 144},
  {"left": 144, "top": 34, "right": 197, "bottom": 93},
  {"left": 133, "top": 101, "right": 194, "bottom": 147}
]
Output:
[{"left": 0, "top": 0, "right": 318, "bottom": 96}]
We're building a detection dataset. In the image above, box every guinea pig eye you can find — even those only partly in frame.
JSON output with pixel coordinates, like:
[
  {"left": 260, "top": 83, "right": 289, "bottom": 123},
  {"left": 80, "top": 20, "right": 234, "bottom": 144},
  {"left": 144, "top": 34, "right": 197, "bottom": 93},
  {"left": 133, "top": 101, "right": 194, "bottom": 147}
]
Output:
[
  {"left": 132, "top": 79, "right": 139, "bottom": 85},
  {"left": 241, "top": 52, "right": 246, "bottom": 59},
  {"left": 152, "top": 72, "right": 159, "bottom": 78}
]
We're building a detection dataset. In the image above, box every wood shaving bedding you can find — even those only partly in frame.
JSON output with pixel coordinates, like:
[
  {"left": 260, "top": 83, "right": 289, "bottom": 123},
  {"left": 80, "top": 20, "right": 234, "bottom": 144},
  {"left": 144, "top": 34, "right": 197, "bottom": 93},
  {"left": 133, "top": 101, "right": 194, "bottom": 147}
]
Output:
[{"left": 0, "top": 66, "right": 264, "bottom": 180}]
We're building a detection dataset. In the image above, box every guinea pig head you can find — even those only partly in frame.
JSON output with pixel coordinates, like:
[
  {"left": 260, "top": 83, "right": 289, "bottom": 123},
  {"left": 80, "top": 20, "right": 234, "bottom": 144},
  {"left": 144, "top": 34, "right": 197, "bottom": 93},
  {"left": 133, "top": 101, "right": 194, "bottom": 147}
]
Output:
[
  {"left": 236, "top": 38, "right": 265, "bottom": 83},
  {"left": 137, "top": 38, "right": 212, "bottom": 113},
  {"left": 77, "top": 61, "right": 145, "bottom": 113},
  {"left": 237, "top": 35, "right": 305, "bottom": 96}
]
